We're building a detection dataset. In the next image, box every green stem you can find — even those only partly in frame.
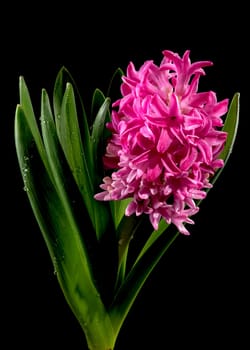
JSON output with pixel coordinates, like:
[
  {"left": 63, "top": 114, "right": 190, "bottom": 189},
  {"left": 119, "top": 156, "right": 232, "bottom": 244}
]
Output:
[{"left": 110, "top": 229, "right": 179, "bottom": 340}]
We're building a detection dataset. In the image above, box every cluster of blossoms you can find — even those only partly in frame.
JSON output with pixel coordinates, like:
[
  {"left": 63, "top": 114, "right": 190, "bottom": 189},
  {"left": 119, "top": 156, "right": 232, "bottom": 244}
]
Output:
[{"left": 94, "top": 50, "right": 228, "bottom": 235}]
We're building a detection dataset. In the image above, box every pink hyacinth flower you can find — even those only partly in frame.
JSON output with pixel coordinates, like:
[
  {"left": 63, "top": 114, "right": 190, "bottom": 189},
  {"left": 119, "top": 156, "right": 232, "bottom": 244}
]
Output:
[{"left": 94, "top": 49, "right": 229, "bottom": 235}]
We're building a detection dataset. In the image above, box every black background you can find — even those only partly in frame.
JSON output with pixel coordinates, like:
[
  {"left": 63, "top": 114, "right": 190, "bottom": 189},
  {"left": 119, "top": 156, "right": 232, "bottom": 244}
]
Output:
[{"left": 2, "top": 3, "right": 247, "bottom": 349}]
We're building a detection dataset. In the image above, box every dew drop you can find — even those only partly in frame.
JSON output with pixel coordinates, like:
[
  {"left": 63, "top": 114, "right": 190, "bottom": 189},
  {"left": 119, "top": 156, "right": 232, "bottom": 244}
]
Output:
[
  {"left": 23, "top": 186, "right": 30, "bottom": 192},
  {"left": 53, "top": 256, "right": 58, "bottom": 275},
  {"left": 118, "top": 239, "right": 124, "bottom": 246}
]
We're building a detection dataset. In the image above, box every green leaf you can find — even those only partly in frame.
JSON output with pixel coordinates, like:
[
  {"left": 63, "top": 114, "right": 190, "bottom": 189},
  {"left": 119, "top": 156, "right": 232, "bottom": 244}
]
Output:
[
  {"left": 15, "top": 97, "right": 115, "bottom": 350},
  {"left": 53, "top": 66, "right": 92, "bottom": 170},
  {"left": 133, "top": 219, "right": 170, "bottom": 263},
  {"left": 106, "top": 67, "right": 124, "bottom": 98},
  {"left": 89, "top": 96, "right": 113, "bottom": 239},
  {"left": 54, "top": 83, "right": 96, "bottom": 225},
  {"left": 91, "top": 88, "right": 106, "bottom": 122},
  {"left": 18, "top": 76, "right": 49, "bottom": 171},
  {"left": 114, "top": 215, "right": 142, "bottom": 289},
  {"left": 91, "top": 96, "right": 111, "bottom": 178},
  {"left": 212, "top": 92, "right": 240, "bottom": 185},
  {"left": 109, "top": 198, "right": 132, "bottom": 230}
]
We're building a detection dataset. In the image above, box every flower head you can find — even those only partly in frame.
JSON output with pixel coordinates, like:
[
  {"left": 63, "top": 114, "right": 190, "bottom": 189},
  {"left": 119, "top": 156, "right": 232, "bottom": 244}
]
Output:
[{"left": 94, "top": 50, "right": 229, "bottom": 235}]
